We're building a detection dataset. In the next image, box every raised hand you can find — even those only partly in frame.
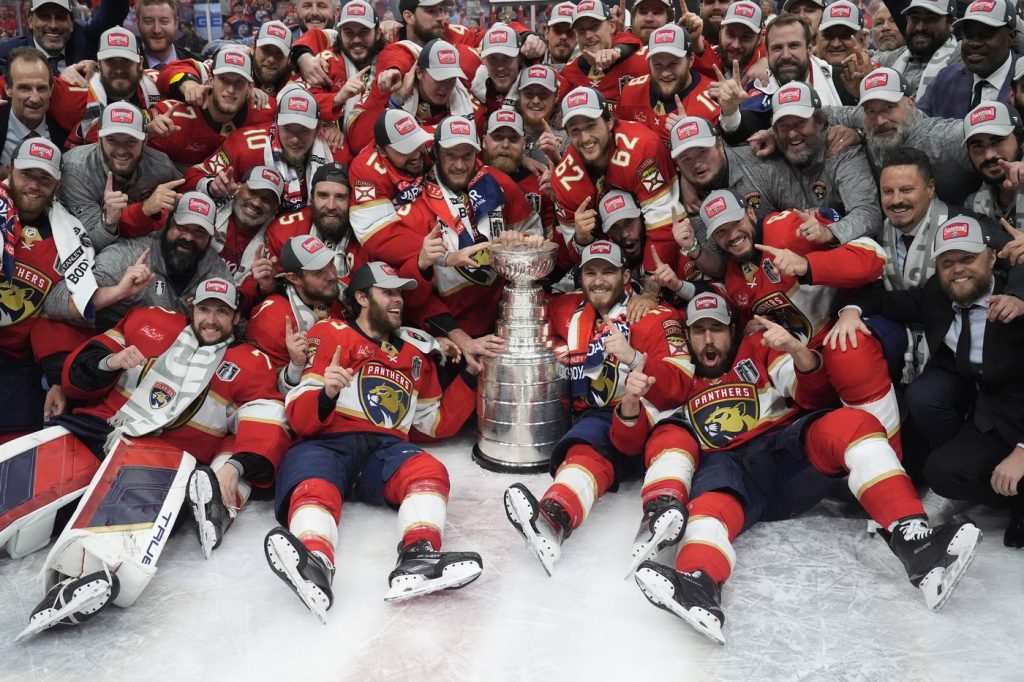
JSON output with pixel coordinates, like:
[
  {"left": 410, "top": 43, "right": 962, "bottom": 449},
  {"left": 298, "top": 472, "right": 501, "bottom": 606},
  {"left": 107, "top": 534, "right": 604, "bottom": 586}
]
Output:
[
  {"left": 582, "top": 48, "right": 621, "bottom": 72},
  {"left": 103, "top": 172, "right": 128, "bottom": 231},
  {"left": 538, "top": 120, "right": 562, "bottom": 164},
  {"left": 826, "top": 125, "right": 861, "bottom": 157},
  {"left": 755, "top": 243, "right": 808, "bottom": 277},
  {"left": 180, "top": 80, "right": 211, "bottom": 107},
  {"left": 574, "top": 196, "right": 598, "bottom": 246},
  {"left": 997, "top": 159, "right": 1024, "bottom": 190},
  {"left": 252, "top": 245, "right": 277, "bottom": 295},
  {"left": 58, "top": 59, "right": 96, "bottom": 87},
  {"left": 377, "top": 68, "right": 402, "bottom": 92},
  {"left": 334, "top": 66, "right": 371, "bottom": 106},
  {"left": 604, "top": 322, "right": 637, "bottom": 364},
  {"left": 677, "top": 11, "right": 704, "bottom": 46},
  {"left": 997, "top": 217, "right": 1024, "bottom": 265},
  {"left": 322, "top": 346, "right": 355, "bottom": 399},
  {"left": 649, "top": 244, "right": 683, "bottom": 291},
  {"left": 839, "top": 49, "right": 873, "bottom": 96},
  {"left": 297, "top": 52, "right": 332, "bottom": 89},
  {"left": 396, "top": 66, "right": 417, "bottom": 101},
  {"left": 623, "top": 352, "right": 655, "bottom": 399},
  {"left": 748, "top": 129, "right": 776, "bottom": 158},
  {"left": 755, "top": 314, "right": 805, "bottom": 355},
  {"left": 107, "top": 344, "right": 147, "bottom": 371},
  {"left": 793, "top": 209, "right": 834, "bottom": 244},
  {"left": 146, "top": 113, "right": 181, "bottom": 138},
  {"left": 712, "top": 60, "right": 746, "bottom": 117},
  {"left": 539, "top": 160, "right": 554, "bottom": 199},
  {"left": 672, "top": 206, "right": 696, "bottom": 251},
  {"left": 418, "top": 223, "right": 446, "bottom": 269},
  {"left": 824, "top": 307, "right": 871, "bottom": 352},
  {"left": 209, "top": 169, "right": 238, "bottom": 199},
  {"left": 284, "top": 316, "right": 308, "bottom": 367},
  {"left": 118, "top": 248, "right": 154, "bottom": 297},
  {"left": 521, "top": 33, "right": 548, "bottom": 60},
  {"left": 142, "top": 178, "right": 186, "bottom": 217},
  {"left": 665, "top": 94, "right": 688, "bottom": 133}
]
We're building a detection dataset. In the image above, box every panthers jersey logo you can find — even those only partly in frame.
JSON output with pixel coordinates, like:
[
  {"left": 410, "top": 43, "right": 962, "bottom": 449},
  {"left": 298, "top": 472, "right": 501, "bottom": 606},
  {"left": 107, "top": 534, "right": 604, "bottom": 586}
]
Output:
[
  {"left": 585, "top": 360, "right": 619, "bottom": 407},
  {"left": 454, "top": 238, "right": 497, "bottom": 287},
  {"left": 359, "top": 362, "right": 412, "bottom": 428},
  {"left": 688, "top": 382, "right": 759, "bottom": 448},
  {"left": 149, "top": 382, "right": 176, "bottom": 409},
  {"left": 751, "top": 292, "right": 813, "bottom": 344},
  {"left": 0, "top": 264, "right": 50, "bottom": 327}
]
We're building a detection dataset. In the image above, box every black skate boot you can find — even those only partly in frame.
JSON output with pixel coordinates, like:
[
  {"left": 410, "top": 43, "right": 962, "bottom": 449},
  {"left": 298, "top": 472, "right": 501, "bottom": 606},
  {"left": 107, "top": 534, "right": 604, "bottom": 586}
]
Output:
[
  {"left": 16, "top": 569, "right": 120, "bottom": 642},
  {"left": 264, "top": 527, "right": 334, "bottom": 624},
  {"left": 888, "top": 514, "right": 981, "bottom": 611},
  {"left": 626, "top": 496, "right": 688, "bottom": 578},
  {"left": 634, "top": 561, "right": 725, "bottom": 645},
  {"left": 384, "top": 540, "right": 483, "bottom": 602},
  {"left": 1004, "top": 508, "right": 1024, "bottom": 549},
  {"left": 187, "top": 466, "right": 232, "bottom": 560},
  {"left": 503, "top": 483, "right": 571, "bottom": 576}
]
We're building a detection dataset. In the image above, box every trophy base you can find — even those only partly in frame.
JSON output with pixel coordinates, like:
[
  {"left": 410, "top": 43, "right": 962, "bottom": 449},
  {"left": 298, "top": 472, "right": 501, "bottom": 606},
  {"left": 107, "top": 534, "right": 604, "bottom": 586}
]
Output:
[{"left": 472, "top": 444, "right": 551, "bottom": 474}]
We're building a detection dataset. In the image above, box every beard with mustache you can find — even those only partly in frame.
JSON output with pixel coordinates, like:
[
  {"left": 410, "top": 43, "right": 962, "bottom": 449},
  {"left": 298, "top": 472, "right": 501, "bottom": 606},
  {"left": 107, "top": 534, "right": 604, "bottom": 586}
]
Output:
[
  {"left": 312, "top": 203, "right": 351, "bottom": 244},
  {"left": 941, "top": 268, "right": 993, "bottom": 306},
  {"left": 979, "top": 145, "right": 1024, "bottom": 185},
  {"left": 781, "top": 125, "right": 828, "bottom": 168},
  {"left": 866, "top": 108, "right": 921, "bottom": 164},
  {"left": 772, "top": 56, "right": 809, "bottom": 85},
  {"left": 482, "top": 148, "right": 520, "bottom": 175},
  {"left": 161, "top": 229, "right": 204, "bottom": 276}
]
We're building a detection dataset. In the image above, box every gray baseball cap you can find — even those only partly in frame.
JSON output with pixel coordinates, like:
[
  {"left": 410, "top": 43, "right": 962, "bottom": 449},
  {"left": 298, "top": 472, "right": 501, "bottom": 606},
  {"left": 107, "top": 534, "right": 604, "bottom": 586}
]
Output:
[
  {"left": 561, "top": 87, "right": 607, "bottom": 124},
  {"left": 932, "top": 216, "right": 989, "bottom": 258},
  {"left": 173, "top": 191, "right": 218, "bottom": 235},
  {"left": 686, "top": 292, "right": 732, "bottom": 326},
  {"left": 771, "top": 82, "right": 822, "bottom": 124},
  {"left": 963, "top": 101, "right": 1021, "bottom": 141},
  {"left": 12, "top": 138, "right": 61, "bottom": 180},
  {"left": 98, "top": 27, "right": 141, "bottom": 63},
  {"left": 349, "top": 261, "right": 418, "bottom": 290},
  {"left": 598, "top": 190, "right": 642, "bottom": 230},
  {"left": 700, "top": 189, "right": 749, "bottom": 236},
  {"left": 954, "top": 0, "right": 1015, "bottom": 27},
  {"left": 580, "top": 240, "right": 625, "bottom": 267},
  {"left": 280, "top": 235, "right": 335, "bottom": 273},
  {"left": 242, "top": 165, "right": 284, "bottom": 200},
  {"left": 722, "top": 1, "right": 764, "bottom": 33},
  {"left": 435, "top": 115, "right": 481, "bottom": 150},
  {"left": 99, "top": 103, "right": 147, "bottom": 141},
  {"left": 487, "top": 109, "right": 524, "bottom": 136},
  {"left": 859, "top": 67, "right": 909, "bottom": 105},
  {"left": 417, "top": 39, "right": 465, "bottom": 81},
  {"left": 194, "top": 278, "right": 238, "bottom": 309},
  {"left": 481, "top": 23, "right": 520, "bottom": 58},
  {"left": 257, "top": 21, "right": 293, "bottom": 53},
  {"left": 213, "top": 48, "right": 253, "bottom": 82},
  {"left": 277, "top": 89, "right": 319, "bottom": 129},
  {"left": 669, "top": 116, "right": 719, "bottom": 158}
]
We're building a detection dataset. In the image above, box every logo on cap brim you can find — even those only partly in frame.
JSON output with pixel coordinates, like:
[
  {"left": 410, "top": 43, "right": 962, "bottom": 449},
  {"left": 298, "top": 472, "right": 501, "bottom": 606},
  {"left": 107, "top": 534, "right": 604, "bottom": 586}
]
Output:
[{"left": 943, "top": 223, "right": 970, "bottom": 239}]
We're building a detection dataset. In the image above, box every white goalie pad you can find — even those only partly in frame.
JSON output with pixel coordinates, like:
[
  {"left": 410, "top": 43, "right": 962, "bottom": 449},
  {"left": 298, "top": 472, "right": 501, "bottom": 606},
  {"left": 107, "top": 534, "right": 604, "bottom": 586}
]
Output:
[{"left": 41, "top": 437, "right": 196, "bottom": 608}]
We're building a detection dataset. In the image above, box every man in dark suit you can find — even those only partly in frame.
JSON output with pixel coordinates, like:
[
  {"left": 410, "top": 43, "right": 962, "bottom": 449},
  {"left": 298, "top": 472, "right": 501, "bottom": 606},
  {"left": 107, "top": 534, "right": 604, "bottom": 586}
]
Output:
[
  {"left": 829, "top": 214, "right": 1024, "bottom": 547},
  {"left": 0, "top": 0, "right": 129, "bottom": 75},
  {"left": 917, "top": 0, "right": 1018, "bottom": 120},
  {"left": 0, "top": 47, "right": 69, "bottom": 170}
]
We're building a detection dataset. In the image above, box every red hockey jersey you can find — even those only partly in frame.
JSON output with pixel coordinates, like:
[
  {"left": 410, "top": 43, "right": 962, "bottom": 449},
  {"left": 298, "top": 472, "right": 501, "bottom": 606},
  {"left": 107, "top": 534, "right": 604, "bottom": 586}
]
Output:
[
  {"left": 147, "top": 99, "right": 277, "bottom": 167},
  {"left": 245, "top": 292, "right": 344, "bottom": 370},
  {"left": 62, "top": 307, "right": 291, "bottom": 470},
  {"left": 349, "top": 145, "right": 430, "bottom": 249},
  {"left": 616, "top": 72, "right": 720, "bottom": 144},
  {"left": 561, "top": 33, "right": 649, "bottom": 108},
  {"left": 285, "top": 317, "right": 475, "bottom": 441}
]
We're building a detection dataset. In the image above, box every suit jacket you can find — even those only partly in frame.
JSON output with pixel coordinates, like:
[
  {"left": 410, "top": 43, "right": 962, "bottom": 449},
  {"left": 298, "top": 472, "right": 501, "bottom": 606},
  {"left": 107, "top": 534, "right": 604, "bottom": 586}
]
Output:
[
  {"left": 917, "top": 55, "right": 1017, "bottom": 120},
  {"left": 0, "top": 104, "right": 69, "bottom": 153},
  {"left": 854, "top": 272, "right": 1024, "bottom": 446},
  {"left": 0, "top": 0, "right": 129, "bottom": 71}
]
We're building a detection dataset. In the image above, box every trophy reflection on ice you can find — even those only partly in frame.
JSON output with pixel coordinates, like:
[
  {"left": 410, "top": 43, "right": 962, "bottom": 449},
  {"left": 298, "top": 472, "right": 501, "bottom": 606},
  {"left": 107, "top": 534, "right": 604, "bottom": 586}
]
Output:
[{"left": 473, "top": 242, "right": 569, "bottom": 471}]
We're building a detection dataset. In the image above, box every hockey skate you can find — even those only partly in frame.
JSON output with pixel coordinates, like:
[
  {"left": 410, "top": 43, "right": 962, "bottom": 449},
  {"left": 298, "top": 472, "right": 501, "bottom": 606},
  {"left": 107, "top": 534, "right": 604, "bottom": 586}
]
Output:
[
  {"left": 503, "top": 483, "right": 569, "bottom": 576},
  {"left": 16, "top": 569, "right": 119, "bottom": 642},
  {"left": 384, "top": 540, "right": 483, "bottom": 602},
  {"left": 888, "top": 514, "right": 981, "bottom": 611},
  {"left": 634, "top": 561, "right": 725, "bottom": 646},
  {"left": 625, "top": 496, "right": 688, "bottom": 579},
  {"left": 187, "top": 466, "right": 232, "bottom": 560},
  {"left": 264, "top": 527, "right": 334, "bottom": 625}
]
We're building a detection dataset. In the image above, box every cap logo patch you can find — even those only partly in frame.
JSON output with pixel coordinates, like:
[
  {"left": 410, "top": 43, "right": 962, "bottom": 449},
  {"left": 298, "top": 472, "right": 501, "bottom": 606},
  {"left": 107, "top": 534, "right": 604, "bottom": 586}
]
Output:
[
  {"left": 567, "top": 92, "right": 589, "bottom": 107},
  {"left": 603, "top": 195, "right": 626, "bottom": 212},
  {"left": 395, "top": 116, "right": 416, "bottom": 135},
  {"left": 778, "top": 87, "right": 802, "bottom": 104},
  {"left": 267, "top": 24, "right": 287, "bottom": 38},
  {"left": 970, "top": 106, "right": 997, "bottom": 125},
  {"left": 205, "top": 280, "right": 229, "bottom": 293},
  {"left": 449, "top": 120, "right": 472, "bottom": 136},
  {"left": 261, "top": 168, "right": 280, "bottom": 183},
  {"left": 695, "top": 296, "right": 718, "bottom": 310},
  {"left": 864, "top": 73, "right": 889, "bottom": 89},
  {"left": 972, "top": 0, "right": 996, "bottom": 12},
  {"left": 527, "top": 66, "right": 548, "bottom": 78},
  {"left": 107, "top": 32, "right": 129, "bottom": 47},
  {"left": 224, "top": 51, "right": 245, "bottom": 66},
  {"left": 676, "top": 121, "right": 699, "bottom": 139},
  {"left": 654, "top": 28, "right": 675, "bottom": 43},
  {"left": 29, "top": 142, "right": 53, "bottom": 160},
  {"left": 437, "top": 49, "right": 457, "bottom": 65},
  {"left": 943, "top": 222, "right": 970, "bottom": 240},
  {"left": 288, "top": 96, "right": 309, "bottom": 112},
  {"left": 558, "top": 4, "right": 575, "bottom": 15},
  {"left": 735, "top": 4, "right": 756, "bottom": 17},
  {"left": 345, "top": 4, "right": 366, "bottom": 15},
  {"left": 496, "top": 110, "right": 516, "bottom": 123},
  {"left": 590, "top": 242, "right": 612, "bottom": 254},
  {"left": 189, "top": 197, "right": 211, "bottom": 215},
  {"left": 705, "top": 196, "right": 727, "bottom": 217},
  {"left": 381, "top": 263, "right": 398, "bottom": 275},
  {"left": 490, "top": 30, "right": 509, "bottom": 43},
  {"left": 301, "top": 236, "right": 324, "bottom": 253},
  {"left": 830, "top": 5, "right": 852, "bottom": 17},
  {"left": 108, "top": 108, "right": 135, "bottom": 124},
  {"left": 578, "top": 0, "right": 596, "bottom": 10}
]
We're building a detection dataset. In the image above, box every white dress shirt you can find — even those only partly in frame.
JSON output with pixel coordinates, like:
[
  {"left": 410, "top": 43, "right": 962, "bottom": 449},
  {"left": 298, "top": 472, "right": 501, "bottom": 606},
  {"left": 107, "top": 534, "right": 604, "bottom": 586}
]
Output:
[{"left": 973, "top": 55, "right": 1013, "bottom": 103}]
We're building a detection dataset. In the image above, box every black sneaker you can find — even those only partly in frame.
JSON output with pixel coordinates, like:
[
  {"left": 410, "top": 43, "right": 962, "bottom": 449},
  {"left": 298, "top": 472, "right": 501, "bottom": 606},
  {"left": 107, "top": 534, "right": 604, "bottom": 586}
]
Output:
[
  {"left": 504, "top": 483, "right": 569, "bottom": 576},
  {"left": 626, "top": 496, "right": 688, "bottom": 578},
  {"left": 187, "top": 466, "right": 232, "bottom": 559},
  {"left": 264, "top": 527, "right": 334, "bottom": 624},
  {"left": 1004, "top": 508, "right": 1024, "bottom": 549},
  {"left": 384, "top": 540, "right": 483, "bottom": 602},
  {"left": 17, "top": 569, "right": 120, "bottom": 641},
  {"left": 888, "top": 514, "right": 981, "bottom": 611},
  {"left": 634, "top": 561, "right": 725, "bottom": 645}
]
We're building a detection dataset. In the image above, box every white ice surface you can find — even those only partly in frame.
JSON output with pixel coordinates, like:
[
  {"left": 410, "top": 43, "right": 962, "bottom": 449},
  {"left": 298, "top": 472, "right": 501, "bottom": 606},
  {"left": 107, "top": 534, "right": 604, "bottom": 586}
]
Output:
[{"left": 0, "top": 431, "right": 1021, "bottom": 681}]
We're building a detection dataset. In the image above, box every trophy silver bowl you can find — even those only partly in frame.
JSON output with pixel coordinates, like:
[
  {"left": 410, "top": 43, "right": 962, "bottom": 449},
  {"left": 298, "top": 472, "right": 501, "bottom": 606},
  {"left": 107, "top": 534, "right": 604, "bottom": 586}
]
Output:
[{"left": 473, "top": 242, "right": 570, "bottom": 472}]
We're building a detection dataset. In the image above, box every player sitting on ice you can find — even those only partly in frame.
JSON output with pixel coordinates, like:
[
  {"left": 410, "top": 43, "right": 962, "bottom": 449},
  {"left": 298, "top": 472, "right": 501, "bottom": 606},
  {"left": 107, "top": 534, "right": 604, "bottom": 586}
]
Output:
[
  {"left": 504, "top": 240, "right": 687, "bottom": 576},
  {"left": 612, "top": 292, "right": 982, "bottom": 645},
  {"left": 16, "top": 278, "right": 289, "bottom": 641},
  {"left": 266, "top": 261, "right": 481, "bottom": 623}
]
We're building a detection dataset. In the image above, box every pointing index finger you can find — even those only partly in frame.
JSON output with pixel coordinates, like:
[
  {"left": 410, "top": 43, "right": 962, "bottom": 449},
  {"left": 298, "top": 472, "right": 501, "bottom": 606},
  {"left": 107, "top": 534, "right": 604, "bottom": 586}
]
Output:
[
  {"left": 134, "top": 247, "right": 150, "bottom": 266},
  {"left": 650, "top": 244, "right": 664, "bottom": 266},
  {"left": 105, "top": 171, "right": 113, "bottom": 193},
  {"left": 164, "top": 178, "right": 187, "bottom": 189},
  {"left": 330, "top": 346, "right": 341, "bottom": 367}
]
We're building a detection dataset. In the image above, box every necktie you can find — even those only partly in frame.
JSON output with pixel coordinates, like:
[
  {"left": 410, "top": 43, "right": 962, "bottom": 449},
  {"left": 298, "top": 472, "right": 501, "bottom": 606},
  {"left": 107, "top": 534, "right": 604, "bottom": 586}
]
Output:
[
  {"left": 901, "top": 234, "right": 914, "bottom": 252},
  {"left": 971, "top": 80, "right": 986, "bottom": 108},
  {"left": 956, "top": 306, "right": 979, "bottom": 380},
  {"left": 23, "top": 130, "right": 39, "bottom": 142}
]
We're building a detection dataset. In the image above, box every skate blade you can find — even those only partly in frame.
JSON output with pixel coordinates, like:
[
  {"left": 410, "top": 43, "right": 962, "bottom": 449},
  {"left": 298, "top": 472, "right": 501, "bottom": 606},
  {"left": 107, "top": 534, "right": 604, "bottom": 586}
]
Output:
[
  {"left": 15, "top": 581, "right": 109, "bottom": 643},
  {"left": 265, "top": 534, "right": 329, "bottom": 625},
  {"left": 384, "top": 560, "right": 483, "bottom": 603},
  {"left": 624, "top": 511, "right": 686, "bottom": 580},
  {"left": 188, "top": 471, "right": 216, "bottom": 561},
  {"left": 923, "top": 524, "right": 982, "bottom": 612},
  {"left": 634, "top": 567, "right": 725, "bottom": 646},
  {"left": 504, "top": 487, "right": 557, "bottom": 577}
]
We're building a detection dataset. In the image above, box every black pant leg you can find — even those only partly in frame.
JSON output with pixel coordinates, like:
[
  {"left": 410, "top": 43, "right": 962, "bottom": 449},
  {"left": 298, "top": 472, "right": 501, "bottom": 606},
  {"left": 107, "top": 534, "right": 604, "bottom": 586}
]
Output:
[
  {"left": 904, "top": 363, "right": 975, "bottom": 451},
  {"left": 923, "top": 422, "right": 1017, "bottom": 509}
]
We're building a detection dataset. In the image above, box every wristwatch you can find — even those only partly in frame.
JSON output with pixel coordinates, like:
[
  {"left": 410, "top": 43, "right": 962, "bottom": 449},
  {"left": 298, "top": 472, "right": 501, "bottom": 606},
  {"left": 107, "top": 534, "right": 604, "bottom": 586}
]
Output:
[{"left": 681, "top": 242, "right": 701, "bottom": 258}]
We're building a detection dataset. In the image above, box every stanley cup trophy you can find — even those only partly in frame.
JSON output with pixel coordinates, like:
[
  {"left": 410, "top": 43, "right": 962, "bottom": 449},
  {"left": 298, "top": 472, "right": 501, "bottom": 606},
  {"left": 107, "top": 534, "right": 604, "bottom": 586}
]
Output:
[{"left": 473, "top": 242, "right": 570, "bottom": 472}]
